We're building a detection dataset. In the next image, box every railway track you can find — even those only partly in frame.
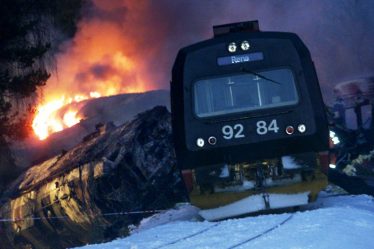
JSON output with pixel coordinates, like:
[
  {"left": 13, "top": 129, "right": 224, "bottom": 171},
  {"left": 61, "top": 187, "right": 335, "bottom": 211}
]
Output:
[{"left": 152, "top": 213, "right": 294, "bottom": 249}]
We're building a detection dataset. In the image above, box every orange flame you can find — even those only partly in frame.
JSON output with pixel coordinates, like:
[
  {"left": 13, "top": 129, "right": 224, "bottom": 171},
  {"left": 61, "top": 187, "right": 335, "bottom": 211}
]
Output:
[
  {"left": 32, "top": 96, "right": 85, "bottom": 140},
  {"left": 32, "top": 98, "right": 65, "bottom": 140},
  {"left": 63, "top": 111, "right": 81, "bottom": 128},
  {"left": 32, "top": 1, "right": 158, "bottom": 140}
]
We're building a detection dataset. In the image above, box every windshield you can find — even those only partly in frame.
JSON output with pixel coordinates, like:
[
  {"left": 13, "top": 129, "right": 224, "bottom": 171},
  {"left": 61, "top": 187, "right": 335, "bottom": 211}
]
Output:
[{"left": 194, "top": 68, "right": 298, "bottom": 117}]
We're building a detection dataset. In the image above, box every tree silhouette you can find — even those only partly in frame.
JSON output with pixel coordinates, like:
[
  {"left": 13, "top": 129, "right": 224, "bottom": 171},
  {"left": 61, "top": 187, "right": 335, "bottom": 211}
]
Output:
[{"left": 0, "top": 0, "right": 83, "bottom": 193}]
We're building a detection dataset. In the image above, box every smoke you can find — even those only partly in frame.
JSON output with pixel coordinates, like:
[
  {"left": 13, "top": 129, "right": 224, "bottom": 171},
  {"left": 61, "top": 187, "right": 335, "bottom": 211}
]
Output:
[{"left": 42, "top": 0, "right": 374, "bottom": 104}]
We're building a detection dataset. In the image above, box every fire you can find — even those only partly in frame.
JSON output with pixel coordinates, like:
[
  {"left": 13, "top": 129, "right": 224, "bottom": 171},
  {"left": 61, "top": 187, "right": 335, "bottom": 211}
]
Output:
[
  {"left": 63, "top": 111, "right": 81, "bottom": 128},
  {"left": 32, "top": 82, "right": 148, "bottom": 140},
  {"left": 32, "top": 96, "right": 86, "bottom": 140},
  {"left": 32, "top": 1, "right": 160, "bottom": 140},
  {"left": 89, "top": 91, "right": 101, "bottom": 98},
  {"left": 32, "top": 98, "right": 65, "bottom": 140}
]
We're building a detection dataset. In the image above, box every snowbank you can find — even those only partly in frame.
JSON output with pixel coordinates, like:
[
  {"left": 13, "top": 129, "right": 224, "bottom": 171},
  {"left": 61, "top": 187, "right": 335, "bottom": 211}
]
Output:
[{"left": 76, "top": 194, "right": 374, "bottom": 249}]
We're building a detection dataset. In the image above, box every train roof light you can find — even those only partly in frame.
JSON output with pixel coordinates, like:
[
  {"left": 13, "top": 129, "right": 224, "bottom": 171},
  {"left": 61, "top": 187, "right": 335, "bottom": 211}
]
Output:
[
  {"left": 241, "top": 41, "right": 250, "bottom": 51},
  {"left": 228, "top": 42, "right": 237, "bottom": 53}
]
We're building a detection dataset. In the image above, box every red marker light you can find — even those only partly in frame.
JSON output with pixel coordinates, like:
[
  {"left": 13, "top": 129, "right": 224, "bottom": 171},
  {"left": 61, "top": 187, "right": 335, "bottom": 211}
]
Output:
[{"left": 286, "top": 126, "right": 294, "bottom": 135}]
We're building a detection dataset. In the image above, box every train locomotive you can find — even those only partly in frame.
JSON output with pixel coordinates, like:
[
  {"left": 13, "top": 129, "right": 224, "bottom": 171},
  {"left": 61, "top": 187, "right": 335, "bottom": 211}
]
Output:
[{"left": 171, "top": 21, "right": 329, "bottom": 220}]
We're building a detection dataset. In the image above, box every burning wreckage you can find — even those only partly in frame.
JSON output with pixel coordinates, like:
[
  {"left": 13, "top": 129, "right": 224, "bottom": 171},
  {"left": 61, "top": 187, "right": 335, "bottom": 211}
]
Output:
[
  {"left": 0, "top": 106, "right": 187, "bottom": 249},
  {"left": 0, "top": 87, "right": 373, "bottom": 248},
  {"left": 328, "top": 76, "right": 374, "bottom": 195}
]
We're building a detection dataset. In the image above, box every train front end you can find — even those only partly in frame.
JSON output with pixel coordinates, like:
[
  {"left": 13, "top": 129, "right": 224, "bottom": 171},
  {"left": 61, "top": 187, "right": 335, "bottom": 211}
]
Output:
[{"left": 171, "top": 21, "right": 329, "bottom": 220}]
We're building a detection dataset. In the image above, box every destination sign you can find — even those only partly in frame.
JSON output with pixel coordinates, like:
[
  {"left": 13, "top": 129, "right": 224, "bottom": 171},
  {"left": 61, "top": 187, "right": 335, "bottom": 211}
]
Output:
[{"left": 217, "top": 52, "right": 264, "bottom": 66}]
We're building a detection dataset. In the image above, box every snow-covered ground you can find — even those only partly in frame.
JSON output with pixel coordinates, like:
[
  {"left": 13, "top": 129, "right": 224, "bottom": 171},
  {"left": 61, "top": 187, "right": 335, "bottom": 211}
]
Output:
[{"left": 76, "top": 189, "right": 374, "bottom": 249}]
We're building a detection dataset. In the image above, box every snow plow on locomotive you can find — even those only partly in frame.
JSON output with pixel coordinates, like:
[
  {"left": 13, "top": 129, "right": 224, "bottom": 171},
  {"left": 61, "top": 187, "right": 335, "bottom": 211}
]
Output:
[{"left": 171, "top": 21, "right": 329, "bottom": 220}]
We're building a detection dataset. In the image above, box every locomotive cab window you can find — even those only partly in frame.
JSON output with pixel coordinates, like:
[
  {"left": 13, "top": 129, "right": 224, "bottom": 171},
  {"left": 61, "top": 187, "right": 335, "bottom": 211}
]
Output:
[{"left": 194, "top": 68, "right": 298, "bottom": 117}]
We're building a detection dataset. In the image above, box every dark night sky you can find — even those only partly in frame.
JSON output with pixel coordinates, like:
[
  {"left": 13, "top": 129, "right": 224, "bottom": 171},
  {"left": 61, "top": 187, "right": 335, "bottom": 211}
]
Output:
[
  {"left": 146, "top": 0, "right": 374, "bottom": 103},
  {"left": 54, "top": 0, "right": 374, "bottom": 104}
]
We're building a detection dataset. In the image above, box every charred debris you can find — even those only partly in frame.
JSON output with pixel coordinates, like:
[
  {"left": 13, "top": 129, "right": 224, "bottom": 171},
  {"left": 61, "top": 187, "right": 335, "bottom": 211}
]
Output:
[
  {"left": 0, "top": 106, "right": 187, "bottom": 249},
  {"left": 328, "top": 76, "right": 374, "bottom": 195}
]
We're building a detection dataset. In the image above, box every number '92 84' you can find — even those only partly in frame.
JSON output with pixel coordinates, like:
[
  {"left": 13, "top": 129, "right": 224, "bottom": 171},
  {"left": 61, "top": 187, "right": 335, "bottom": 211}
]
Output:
[{"left": 222, "top": 119, "right": 279, "bottom": 140}]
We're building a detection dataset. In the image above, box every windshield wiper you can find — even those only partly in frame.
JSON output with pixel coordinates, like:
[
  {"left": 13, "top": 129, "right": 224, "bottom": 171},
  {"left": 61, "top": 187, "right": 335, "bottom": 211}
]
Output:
[{"left": 241, "top": 68, "right": 281, "bottom": 85}]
